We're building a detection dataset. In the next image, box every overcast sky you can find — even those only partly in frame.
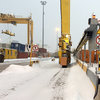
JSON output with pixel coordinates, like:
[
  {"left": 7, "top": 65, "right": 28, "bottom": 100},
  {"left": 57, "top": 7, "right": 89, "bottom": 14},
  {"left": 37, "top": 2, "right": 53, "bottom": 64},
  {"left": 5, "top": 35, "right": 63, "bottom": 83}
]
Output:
[{"left": 0, "top": 0, "right": 100, "bottom": 52}]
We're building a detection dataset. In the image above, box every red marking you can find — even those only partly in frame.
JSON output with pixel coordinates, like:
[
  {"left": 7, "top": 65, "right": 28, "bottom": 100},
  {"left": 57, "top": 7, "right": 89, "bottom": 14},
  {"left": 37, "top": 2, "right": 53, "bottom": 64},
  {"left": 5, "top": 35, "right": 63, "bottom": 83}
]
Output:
[
  {"left": 96, "top": 35, "right": 100, "bottom": 45},
  {"left": 33, "top": 45, "right": 39, "bottom": 52}
]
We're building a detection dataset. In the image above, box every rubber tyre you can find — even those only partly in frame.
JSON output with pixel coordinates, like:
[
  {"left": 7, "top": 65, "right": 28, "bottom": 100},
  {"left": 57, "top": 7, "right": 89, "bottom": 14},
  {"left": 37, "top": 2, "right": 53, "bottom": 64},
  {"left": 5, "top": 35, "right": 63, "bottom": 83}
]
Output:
[{"left": 0, "top": 54, "right": 4, "bottom": 63}]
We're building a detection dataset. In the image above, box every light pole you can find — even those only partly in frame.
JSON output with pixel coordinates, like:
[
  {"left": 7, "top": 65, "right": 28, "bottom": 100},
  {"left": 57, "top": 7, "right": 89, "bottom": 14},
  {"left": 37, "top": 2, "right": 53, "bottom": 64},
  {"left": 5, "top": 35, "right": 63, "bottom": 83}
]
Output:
[
  {"left": 56, "top": 27, "right": 60, "bottom": 52},
  {"left": 40, "top": 1, "right": 47, "bottom": 48}
]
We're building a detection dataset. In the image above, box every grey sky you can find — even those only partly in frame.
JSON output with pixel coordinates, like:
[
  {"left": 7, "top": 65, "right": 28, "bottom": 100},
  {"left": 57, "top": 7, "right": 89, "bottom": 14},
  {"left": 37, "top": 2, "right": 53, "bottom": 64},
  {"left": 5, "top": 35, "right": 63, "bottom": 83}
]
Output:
[{"left": 0, "top": 0, "right": 100, "bottom": 52}]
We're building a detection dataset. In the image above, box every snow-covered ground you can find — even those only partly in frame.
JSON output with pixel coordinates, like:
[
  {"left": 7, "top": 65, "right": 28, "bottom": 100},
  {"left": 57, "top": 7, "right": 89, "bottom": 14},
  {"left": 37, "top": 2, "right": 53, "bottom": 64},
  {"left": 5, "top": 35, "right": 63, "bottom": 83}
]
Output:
[
  {"left": 0, "top": 57, "right": 52, "bottom": 65},
  {"left": 0, "top": 57, "right": 95, "bottom": 100}
]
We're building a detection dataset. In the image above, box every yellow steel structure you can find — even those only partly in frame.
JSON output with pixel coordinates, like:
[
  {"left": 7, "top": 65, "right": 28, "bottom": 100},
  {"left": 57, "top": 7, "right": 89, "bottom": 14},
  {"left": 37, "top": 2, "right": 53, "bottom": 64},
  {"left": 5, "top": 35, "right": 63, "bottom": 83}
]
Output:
[
  {"left": 59, "top": 0, "right": 72, "bottom": 67},
  {"left": 0, "top": 13, "right": 33, "bottom": 45},
  {"left": 97, "top": 29, "right": 100, "bottom": 34},
  {"left": 0, "top": 13, "right": 33, "bottom": 65},
  {"left": 61, "top": 0, "right": 70, "bottom": 35},
  {"left": 2, "top": 30, "right": 15, "bottom": 36}
]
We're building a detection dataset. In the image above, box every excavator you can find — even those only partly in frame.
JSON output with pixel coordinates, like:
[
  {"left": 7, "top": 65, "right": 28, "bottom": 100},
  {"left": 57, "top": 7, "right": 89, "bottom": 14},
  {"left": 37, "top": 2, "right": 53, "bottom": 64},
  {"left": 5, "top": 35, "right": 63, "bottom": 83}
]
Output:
[{"left": 59, "top": 0, "right": 72, "bottom": 67}]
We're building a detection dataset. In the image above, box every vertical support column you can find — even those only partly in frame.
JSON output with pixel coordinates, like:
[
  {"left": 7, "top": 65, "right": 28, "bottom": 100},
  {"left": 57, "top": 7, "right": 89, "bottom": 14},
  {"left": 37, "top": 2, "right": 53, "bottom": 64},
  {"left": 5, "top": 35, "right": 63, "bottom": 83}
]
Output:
[
  {"left": 88, "top": 40, "right": 91, "bottom": 66},
  {"left": 42, "top": 4, "right": 44, "bottom": 48},
  {"left": 61, "top": 0, "right": 70, "bottom": 35},
  {"left": 30, "top": 20, "right": 33, "bottom": 66},
  {"left": 31, "top": 21, "right": 33, "bottom": 44},
  {"left": 27, "top": 21, "right": 30, "bottom": 44}
]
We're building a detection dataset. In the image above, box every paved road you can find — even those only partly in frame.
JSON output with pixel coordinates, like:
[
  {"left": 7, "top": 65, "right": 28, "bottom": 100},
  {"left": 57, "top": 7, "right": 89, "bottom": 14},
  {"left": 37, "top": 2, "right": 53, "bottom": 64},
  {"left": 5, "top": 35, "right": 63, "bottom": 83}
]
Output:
[{"left": 0, "top": 62, "right": 30, "bottom": 72}]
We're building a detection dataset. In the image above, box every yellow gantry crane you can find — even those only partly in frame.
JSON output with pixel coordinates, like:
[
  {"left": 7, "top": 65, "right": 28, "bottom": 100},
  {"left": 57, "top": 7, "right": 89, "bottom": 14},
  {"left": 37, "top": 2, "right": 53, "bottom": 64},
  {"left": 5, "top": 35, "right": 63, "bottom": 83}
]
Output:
[
  {"left": 0, "top": 13, "right": 33, "bottom": 65},
  {"left": 59, "top": 0, "right": 72, "bottom": 67},
  {"left": 0, "top": 13, "right": 33, "bottom": 45}
]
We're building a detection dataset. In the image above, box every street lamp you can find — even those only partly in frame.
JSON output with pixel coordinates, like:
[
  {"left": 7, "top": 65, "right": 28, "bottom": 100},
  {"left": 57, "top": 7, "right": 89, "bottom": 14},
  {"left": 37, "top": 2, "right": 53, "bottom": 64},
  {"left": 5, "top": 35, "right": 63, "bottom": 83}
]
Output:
[
  {"left": 40, "top": 1, "right": 47, "bottom": 48},
  {"left": 56, "top": 27, "right": 60, "bottom": 51}
]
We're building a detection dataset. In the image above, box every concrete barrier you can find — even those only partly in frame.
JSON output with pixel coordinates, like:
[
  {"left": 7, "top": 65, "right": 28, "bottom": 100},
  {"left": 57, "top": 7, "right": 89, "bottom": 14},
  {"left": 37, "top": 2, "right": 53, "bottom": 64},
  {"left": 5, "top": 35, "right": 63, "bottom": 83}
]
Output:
[{"left": 76, "top": 59, "right": 99, "bottom": 98}]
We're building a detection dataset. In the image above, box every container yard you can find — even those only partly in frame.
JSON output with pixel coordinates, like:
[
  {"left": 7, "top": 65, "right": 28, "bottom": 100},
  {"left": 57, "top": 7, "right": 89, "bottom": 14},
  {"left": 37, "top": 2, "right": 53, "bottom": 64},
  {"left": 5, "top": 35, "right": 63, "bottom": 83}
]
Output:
[{"left": 0, "top": 0, "right": 100, "bottom": 100}]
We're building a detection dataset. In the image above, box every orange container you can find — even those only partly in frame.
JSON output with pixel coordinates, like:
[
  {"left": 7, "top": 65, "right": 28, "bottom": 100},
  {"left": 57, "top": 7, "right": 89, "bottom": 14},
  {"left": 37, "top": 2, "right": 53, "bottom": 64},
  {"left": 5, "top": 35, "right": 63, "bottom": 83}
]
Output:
[
  {"left": 96, "top": 51, "right": 98, "bottom": 63},
  {"left": 80, "top": 50, "right": 89, "bottom": 63}
]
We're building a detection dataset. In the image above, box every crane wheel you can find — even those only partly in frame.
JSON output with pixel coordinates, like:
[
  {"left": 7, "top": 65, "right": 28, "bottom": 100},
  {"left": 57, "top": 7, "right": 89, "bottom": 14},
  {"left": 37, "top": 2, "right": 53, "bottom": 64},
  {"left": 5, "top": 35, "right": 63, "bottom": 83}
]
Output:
[
  {"left": 0, "top": 54, "right": 4, "bottom": 63},
  {"left": 62, "top": 65, "right": 67, "bottom": 68}
]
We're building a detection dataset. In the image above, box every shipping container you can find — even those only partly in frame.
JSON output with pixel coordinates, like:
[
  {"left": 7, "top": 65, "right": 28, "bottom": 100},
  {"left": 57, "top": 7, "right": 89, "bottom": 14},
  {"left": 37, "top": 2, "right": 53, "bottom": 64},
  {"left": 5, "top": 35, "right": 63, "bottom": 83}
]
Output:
[
  {"left": 29, "top": 52, "right": 38, "bottom": 57},
  {"left": 79, "top": 50, "right": 99, "bottom": 63},
  {"left": 96, "top": 50, "right": 98, "bottom": 63},
  {"left": 0, "top": 43, "right": 10, "bottom": 48},
  {"left": 80, "top": 50, "right": 89, "bottom": 63},
  {"left": 11, "top": 43, "right": 25, "bottom": 52},
  {"left": 4, "top": 48, "right": 17, "bottom": 59},
  {"left": 17, "top": 51, "right": 28, "bottom": 58},
  {"left": 39, "top": 48, "right": 47, "bottom": 53},
  {"left": 85, "top": 50, "right": 89, "bottom": 63}
]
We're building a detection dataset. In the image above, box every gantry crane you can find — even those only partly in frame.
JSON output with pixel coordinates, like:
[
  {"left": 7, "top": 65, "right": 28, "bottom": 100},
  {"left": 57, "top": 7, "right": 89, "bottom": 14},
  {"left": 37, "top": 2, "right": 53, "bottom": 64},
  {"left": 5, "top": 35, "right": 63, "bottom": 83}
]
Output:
[
  {"left": 0, "top": 13, "right": 33, "bottom": 45},
  {"left": 0, "top": 13, "right": 33, "bottom": 64},
  {"left": 59, "top": 0, "right": 72, "bottom": 67}
]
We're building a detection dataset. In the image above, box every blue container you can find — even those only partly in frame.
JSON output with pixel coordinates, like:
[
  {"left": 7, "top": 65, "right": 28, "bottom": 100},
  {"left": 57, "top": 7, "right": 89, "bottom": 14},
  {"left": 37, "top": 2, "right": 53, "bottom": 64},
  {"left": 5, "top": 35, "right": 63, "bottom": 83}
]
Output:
[{"left": 11, "top": 43, "right": 25, "bottom": 52}]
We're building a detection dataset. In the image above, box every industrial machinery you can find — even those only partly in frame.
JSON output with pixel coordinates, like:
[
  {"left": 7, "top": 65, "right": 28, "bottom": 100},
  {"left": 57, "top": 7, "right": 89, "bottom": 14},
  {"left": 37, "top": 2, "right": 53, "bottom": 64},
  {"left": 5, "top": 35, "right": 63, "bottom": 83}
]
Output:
[
  {"left": 0, "top": 13, "right": 33, "bottom": 63},
  {"left": 58, "top": 0, "right": 72, "bottom": 67},
  {"left": 0, "top": 13, "right": 33, "bottom": 44}
]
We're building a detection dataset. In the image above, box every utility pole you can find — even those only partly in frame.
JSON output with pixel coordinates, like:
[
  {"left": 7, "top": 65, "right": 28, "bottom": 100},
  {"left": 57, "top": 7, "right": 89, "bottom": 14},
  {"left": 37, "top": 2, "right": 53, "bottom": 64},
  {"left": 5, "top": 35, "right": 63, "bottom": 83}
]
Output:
[{"left": 40, "top": 1, "right": 47, "bottom": 48}]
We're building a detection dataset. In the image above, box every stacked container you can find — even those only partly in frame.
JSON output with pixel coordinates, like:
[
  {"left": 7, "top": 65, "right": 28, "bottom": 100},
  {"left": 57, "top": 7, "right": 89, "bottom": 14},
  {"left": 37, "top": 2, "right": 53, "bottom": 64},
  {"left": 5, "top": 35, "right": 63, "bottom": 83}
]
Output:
[
  {"left": 79, "top": 50, "right": 99, "bottom": 63},
  {"left": 11, "top": 43, "right": 29, "bottom": 58},
  {"left": 11, "top": 43, "right": 25, "bottom": 52},
  {"left": 39, "top": 48, "right": 47, "bottom": 53},
  {"left": 17, "top": 51, "right": 28, "bottom": 58},
  {"left": 0, "top": 43, "right": 10, "bottom": 48}
]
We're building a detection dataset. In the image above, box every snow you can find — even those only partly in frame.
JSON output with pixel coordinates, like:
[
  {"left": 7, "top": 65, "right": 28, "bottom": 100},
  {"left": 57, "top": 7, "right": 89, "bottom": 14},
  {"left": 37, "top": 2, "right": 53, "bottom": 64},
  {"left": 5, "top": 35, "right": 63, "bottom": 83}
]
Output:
[
  {"left": 0, "top": 57, "right": 95, "bottom": 100},
  {"left": 3, "top": 64, "right": 33, "bottom": 73},
  {"left": 0, "top": 57, "right": 52, "bottom": 65},
  {"left": 64, "top": 65, "right": 95, "bottom": 100}
]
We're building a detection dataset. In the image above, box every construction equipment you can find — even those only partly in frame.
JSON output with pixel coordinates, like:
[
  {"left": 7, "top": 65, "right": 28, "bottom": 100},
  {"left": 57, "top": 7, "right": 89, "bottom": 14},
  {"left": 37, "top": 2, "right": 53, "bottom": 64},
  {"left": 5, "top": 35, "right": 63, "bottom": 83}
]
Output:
[{"left": 58, "top": 0, "right": 72, "bottom": 67}]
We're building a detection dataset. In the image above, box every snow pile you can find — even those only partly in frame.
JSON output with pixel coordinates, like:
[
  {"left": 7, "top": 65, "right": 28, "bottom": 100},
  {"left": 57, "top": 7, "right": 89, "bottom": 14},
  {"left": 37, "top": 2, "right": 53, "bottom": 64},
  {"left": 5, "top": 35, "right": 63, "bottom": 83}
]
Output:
[
  {"left": 3, "top": 64, "right": 33, "bottom": 73},
  {"left": 64, "top": 65, "right": 95, "bottom": 100},
  {"left": 0, "top": 58, "right": 61, "bottom": 100}
]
